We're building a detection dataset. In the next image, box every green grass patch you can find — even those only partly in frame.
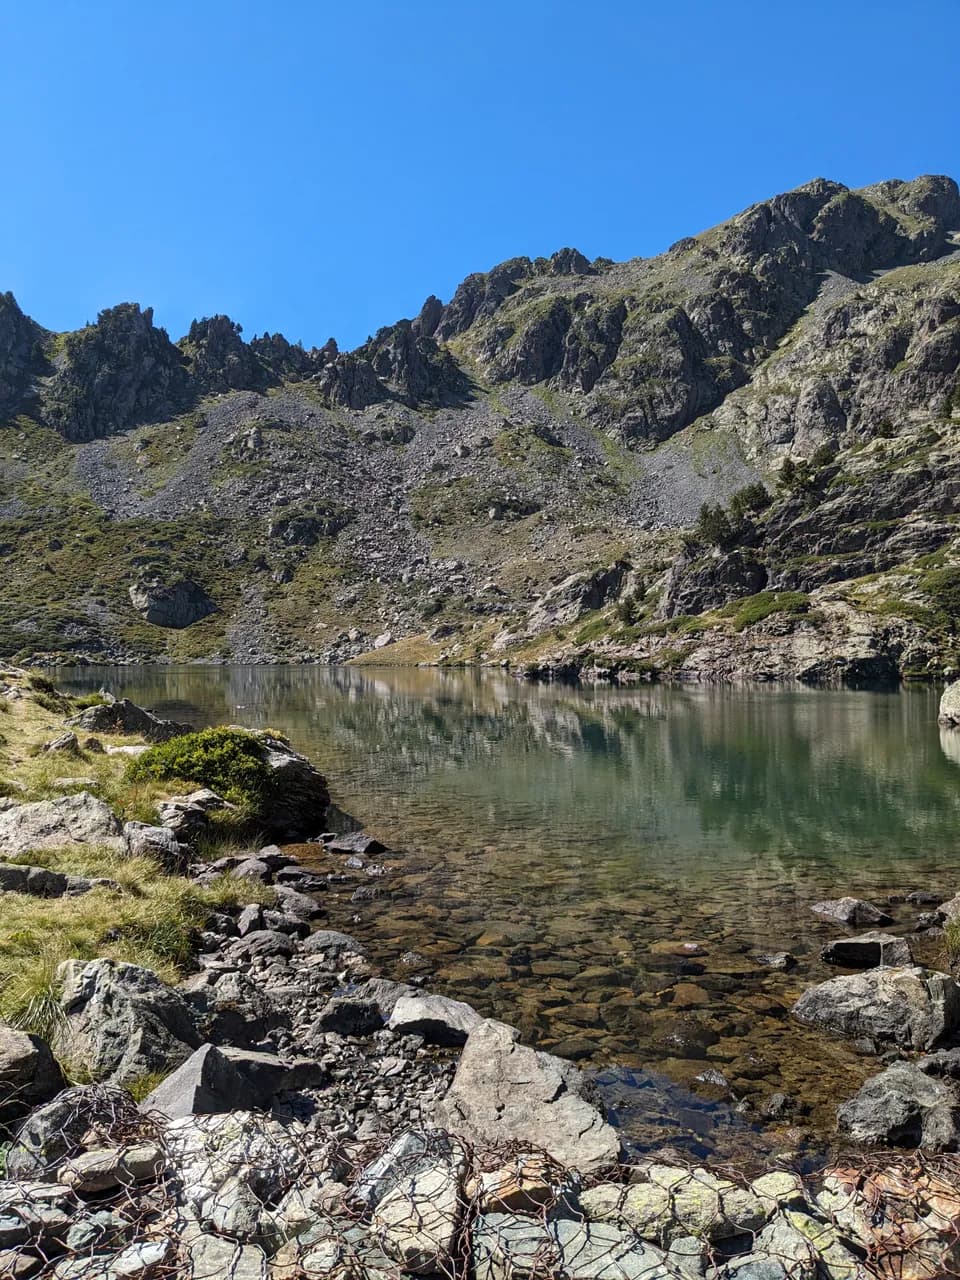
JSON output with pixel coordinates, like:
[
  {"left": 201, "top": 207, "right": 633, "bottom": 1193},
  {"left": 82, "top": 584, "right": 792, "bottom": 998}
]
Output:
[
  {"left": 126, "top": 727, "right": 270, "bottom": 810},
  {"left": 719, "top": 591, "right": 811, "bottom": 631}
]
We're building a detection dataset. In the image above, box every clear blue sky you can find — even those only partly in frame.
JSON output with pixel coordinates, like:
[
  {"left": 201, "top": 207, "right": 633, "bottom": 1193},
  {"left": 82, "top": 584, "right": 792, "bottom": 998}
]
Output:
[{"left": 2, "top": 1, "right": 957, "bottom": 350}]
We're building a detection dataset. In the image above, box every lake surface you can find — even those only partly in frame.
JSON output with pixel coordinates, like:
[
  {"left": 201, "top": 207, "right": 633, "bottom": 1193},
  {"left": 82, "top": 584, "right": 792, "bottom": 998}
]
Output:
[{"left": 60, "top": 665, "right": 960, "bottom": 1161}]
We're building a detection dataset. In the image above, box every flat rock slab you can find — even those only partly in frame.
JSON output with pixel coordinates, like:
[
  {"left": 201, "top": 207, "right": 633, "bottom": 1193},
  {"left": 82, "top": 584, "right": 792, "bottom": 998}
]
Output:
[
  {"left": 0, "top": 792, "right": 123, "bottom": 857},
  {"left": 810, "top": 897, "right": 893, "bottom": 927}
]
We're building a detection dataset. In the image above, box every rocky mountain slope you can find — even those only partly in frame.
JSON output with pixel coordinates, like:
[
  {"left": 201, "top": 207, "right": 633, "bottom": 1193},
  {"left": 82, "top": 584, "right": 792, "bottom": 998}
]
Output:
[{"left": 2, "top": 174, "right": 959, "bottom": 681}]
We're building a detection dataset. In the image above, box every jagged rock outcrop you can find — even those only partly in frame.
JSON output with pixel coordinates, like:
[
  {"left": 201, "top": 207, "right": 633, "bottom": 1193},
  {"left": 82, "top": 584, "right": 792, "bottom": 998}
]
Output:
[
  {"left": 0, "top": 291, "right": 48, "bottom": 417},
  {"left": 41, "top": 303, "right": 190, "bottom": 441},
  {"left": 179, "top": 315, "right": 271, "bottom": 392}
]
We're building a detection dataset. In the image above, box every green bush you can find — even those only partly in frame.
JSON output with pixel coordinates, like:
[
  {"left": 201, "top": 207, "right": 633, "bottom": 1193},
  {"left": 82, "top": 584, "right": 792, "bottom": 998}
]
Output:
[
  {"left": 693, "top": 503, "right": 733, "bottom": 547},
  {"left": 728, "top": 483, "right": 771, "bottom": 523},
  {"left": 126, "top": 727, "right": 270, "bottom": 809}
]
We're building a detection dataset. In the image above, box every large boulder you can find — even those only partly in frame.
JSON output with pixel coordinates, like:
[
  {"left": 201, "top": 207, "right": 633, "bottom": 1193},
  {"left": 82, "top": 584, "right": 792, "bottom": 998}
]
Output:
[
  {"left": 55, "top": 959, "right": 202, "bottom": 1084},
  {"left": 0, "top": 1023, "right": 64, "bottom": 1122},
  {"left": 122, "top": 820, "right": 183, "bottom": 869},
  {"left": 128, "top": 578, "right": 216, "bottom": 629},
  {"left": 67, "top": 696, "right": 190, "bottom": 742},
  {"left": 0, "top": 861, "right": 116, "bottom": 898},
  {"left": 258, "top": 734, "right": 330, "bottom": 838},
  {"left": 836, "top": 1061, "right": 960, "bottom": 1150},
  {"left": 140, "top": 1044, "right": 260, "bottom": 1119},
  {"left": 434, "top": 1019, "right": 621, "bottom": 1173},
  {"left": 939, "top": 680, "right": 960, "bottom": 726},
  {"left": 0, "top": 792, "right": 123, "bottom": 857},
  {"left": 821, "top": 933, "right": 913, "bottom": 968},
  {"left": 792, "top": 966, "right": 960, "bottom": 1051}
]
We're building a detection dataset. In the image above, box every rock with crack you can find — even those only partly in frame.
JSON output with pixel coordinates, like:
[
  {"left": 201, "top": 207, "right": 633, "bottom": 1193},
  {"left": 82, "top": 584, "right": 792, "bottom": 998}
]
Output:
[
  {"left": 0, "top": 792, "right": 123, "bottom": 857},
  {"left": 434, "top": 1019, "right": 621, "bottom": 1173},
  {"left": 371, "top": 1136, "right": 467, "bottom": 1275},
  {"left": 836, "top": 1061, "right": 960, "bottom": 1150},
  {"left": 791, "top": 965, "right": 960, "bottom": 1051},
  {"left": 55, "top": 959, "right": 202, "bottom": 1085}
]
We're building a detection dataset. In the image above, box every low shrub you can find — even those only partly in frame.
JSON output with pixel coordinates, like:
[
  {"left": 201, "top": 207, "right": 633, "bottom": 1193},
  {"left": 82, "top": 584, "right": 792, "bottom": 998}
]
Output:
[{"left": 126, "top": 726, "right": 270, "bottom": 809}]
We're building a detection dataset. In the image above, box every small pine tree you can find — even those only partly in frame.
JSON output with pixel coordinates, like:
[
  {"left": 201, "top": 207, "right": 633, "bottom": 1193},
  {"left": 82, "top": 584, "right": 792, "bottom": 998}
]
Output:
[
  {"left": 694, "top": 502, "right": 733, "bottom": 547},
  {"left": 777, "top": 458, "right": 799, "bottom": 491}
]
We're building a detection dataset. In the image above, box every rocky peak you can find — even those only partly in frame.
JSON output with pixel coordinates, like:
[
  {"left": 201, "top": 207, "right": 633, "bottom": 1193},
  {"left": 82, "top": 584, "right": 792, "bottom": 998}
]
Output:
[
  {"left": 434, "top": 257, "right": 533, "bottom": 340},
  {"left": 0, "top": 291, "right": 48, "bottom": 418},
  {"left": 547, "top": 247, "right": 596, "bottom": 276},
  {"left": 179, "top": 315, "right": 270, "bottom": 393},
  {"left": 41, "top": 303, "right": 190, "bottom": 442}
]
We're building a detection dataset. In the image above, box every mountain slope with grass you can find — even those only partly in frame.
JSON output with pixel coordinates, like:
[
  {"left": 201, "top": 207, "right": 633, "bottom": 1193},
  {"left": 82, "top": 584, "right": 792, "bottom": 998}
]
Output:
[{"left": 2, "top": 174, "right": 960, "bottom": 681}]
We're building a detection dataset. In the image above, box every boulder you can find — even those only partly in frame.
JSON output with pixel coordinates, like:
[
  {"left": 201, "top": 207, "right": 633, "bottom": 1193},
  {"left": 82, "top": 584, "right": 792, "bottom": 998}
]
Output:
[
  {"left": 128, "top": 578, "right": 216, "bottom": 629},
  {"left": 67, "top": 697, "right": 190, "bottom": 742},
  {"left": 836, "top": 1061, "right": 960, "bottom": 1150},
  {"left": 810, "top": 897, "right": 893, "bottom": 926},
  {"left": 55, "top": 959, "right": 202, "bottom": 1084},
  {"left": 299, "top": 929, "right": 366, "bottom": 958},
  {"left": 258, "top": 734, "right": 330, "bottom": 838},
  {"left": 939, "top": 680, "right": 960, "bottom": 726},
  {"left": 434, "top": 1019, "right": 621, "bottom": 1173},
  {"left": 323, "top": 831, "right": 386, "bottom": 857},
  {"left": 6, "top": 1084, "right": 136, "bottom": 1178},
  {"left": 139, "top": 1044, "right": 260, "bottom": 1118},
  {"left": 387, "top": 993, "right": 483, "bottom": 1046},
  {"left": 0, "top": 1023, "right": 64, "bottom": 1122},
  {"left": 122, "top": 821, "right": 183, "bottom": 869},
  {"left": 0, "top": 792, "right": 123, "bottom": 857},
  {"left": 157, "top": 797, "right": 211, "bottom": 842},
  {"left": 41, "top": 732, "right": 80, "bottom": 755},
  {"left": 791, "top": 966, "right": 960, "bottom": 1051},
  {"left": 821, "top": 933, "right": 913, "bottom": 968}
]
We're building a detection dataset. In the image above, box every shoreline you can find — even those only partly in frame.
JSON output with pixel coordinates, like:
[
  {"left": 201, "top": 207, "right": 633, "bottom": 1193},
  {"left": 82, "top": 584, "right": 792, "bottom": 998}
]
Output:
[{"left": 2, "top": 669, "right": 960, "bottom": 1276}]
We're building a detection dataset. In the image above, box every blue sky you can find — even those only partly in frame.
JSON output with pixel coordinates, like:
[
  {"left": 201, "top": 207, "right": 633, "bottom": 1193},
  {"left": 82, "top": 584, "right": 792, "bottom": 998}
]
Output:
[{"left": 1, "top": 0, "right": 957, "bottom": 350}]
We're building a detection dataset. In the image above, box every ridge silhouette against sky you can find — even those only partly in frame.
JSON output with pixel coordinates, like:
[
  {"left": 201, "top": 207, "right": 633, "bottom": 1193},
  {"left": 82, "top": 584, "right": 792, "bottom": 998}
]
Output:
[{"left": 2, "top": 0, "right": 958, "bottom": 350}]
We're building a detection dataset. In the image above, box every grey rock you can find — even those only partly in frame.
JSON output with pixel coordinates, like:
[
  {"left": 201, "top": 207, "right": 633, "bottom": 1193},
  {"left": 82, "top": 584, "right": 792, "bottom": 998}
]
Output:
[
  {"left": 435, "top": 1018, "right": 621, "bottom": 1173},
  {"left": 0, "top": 861, "right": 114, "bottom": 898},
  {"left": 0, "top": 1023, "right": 64, "bottom": 1122},
  {"left": 353, "top": 1131, "right": 461, "bottom": 1211},
  {"left": 299, "top": 929, "right": 366, "bottom": 958},
  {"left": 821, "top": 933, "right": 913, "bottom": 968},
  {"left": 939, "top": 680, "right": 960, "bottom": 726},
  {"left": 323, "top": 831, "right": 386, "bottom": 856},
  {"left": 224, "top": 928, "right": 295, "bottom": 960},
  {"left": 791, "top": 965, "right": 960, "bottom": 1051},
  {"left": 186, "top": 1233, "right": 267, "bottom": 1280},
  {"left": 55, "top": 959, "right": 201, "bottom": 1084},
  {"left": 273, "top": 884, "right": 324, "bottom": 920},
  {"left": 258, "top": 734, "right": 330, "bottom": 839},
  {"left": 128, "top": 577, "right": 216, "bottom": 629},
  {"left": 810, "top": 897, "right": 893, "bottom": 927},
  {"left": 388, "top": 993, "right": 483, "bottom": 1046},
  {"left": 6, "top": 1085, "right": 135, "bottom": 1178},
  {"left": 836, "top": 1060, "right": 960, "bottom": 1149},
  {"left": 58, "top": 1142, "right": 163, "bottom": 1194},
  {"left": 122, "top": 820, "right": 183, "bottom": 869},
  {"left": 372, "top": 1141, "right": 467, "bottom": 1275},
  {"left": 550, "top": 1218, "right": 688, "bottom": 1279},
  {"left": 67, "top": 697, "right": 190, "bottom": 742},
  {"left": 0, "top": 792, "right": 123, "bottom": 857},
  {"left": 139, "top": 1044, "right": 259, "bottom": 1118}
]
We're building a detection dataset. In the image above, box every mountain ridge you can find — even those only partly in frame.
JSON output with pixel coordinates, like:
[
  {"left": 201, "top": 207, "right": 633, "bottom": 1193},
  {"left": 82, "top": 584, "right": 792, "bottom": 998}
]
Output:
[{"left": 2, "top": 173, "right": 959, "bottom": 683}]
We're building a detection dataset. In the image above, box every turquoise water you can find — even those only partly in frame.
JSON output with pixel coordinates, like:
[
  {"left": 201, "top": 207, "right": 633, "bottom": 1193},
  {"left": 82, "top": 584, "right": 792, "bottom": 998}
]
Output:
[{"left": 59, "top": 666, "right": 960, "bottom": 1156}]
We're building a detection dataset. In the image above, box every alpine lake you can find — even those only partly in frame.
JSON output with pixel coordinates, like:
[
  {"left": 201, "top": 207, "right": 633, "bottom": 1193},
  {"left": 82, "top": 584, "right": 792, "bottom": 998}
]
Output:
[{"left": 59, "top": 666, "right": 960, "bottom": 1167}]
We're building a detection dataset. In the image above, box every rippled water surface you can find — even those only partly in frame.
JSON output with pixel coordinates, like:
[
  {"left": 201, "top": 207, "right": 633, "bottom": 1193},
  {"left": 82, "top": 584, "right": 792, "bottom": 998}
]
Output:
[{"left": 60, "top": 666, "right": 960, "bottom": 1158}]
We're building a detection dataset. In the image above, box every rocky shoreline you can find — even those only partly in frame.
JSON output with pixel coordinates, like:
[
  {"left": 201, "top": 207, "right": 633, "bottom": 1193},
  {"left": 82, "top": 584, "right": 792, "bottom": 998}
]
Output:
[{"left": 2, "top": 675, "right": 960, "bottom": 1276}]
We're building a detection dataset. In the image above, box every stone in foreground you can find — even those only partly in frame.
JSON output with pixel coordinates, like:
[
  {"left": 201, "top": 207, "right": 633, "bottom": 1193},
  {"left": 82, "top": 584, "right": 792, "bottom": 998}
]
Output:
[
  {"left": 139, "top": 1043, "right": 259, "bottom": 1117},
  {"left": 372, "top": 1140, "right": 467, "bottom": 1275},
  {"left": 837, "top": 1061, "right": 960, "bottom": 1150},
  {"left": 0, "top": 1023, "right": 64, "bottom": 1121},
  {"left": 434, "top": 1018, "right": 621, "bottom": 1173},
  {"left": 0, "top": 792, "right": 123, "bottom": 857},
  {"left": 791, "top": 965, "right": 960, "bottom": 1051}
]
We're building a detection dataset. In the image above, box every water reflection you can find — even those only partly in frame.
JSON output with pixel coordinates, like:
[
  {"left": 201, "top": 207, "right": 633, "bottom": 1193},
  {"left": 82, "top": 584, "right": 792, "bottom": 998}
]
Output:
[{"left": 59, "top": 665, "right": 960, "bottom": 1152}]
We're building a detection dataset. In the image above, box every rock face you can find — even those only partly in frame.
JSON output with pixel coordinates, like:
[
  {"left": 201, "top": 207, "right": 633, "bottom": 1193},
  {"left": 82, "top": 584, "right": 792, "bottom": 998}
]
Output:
[
  {"left": 792, "top": 965, "right": 960, "bottom": 1051},
  {"left": 837, "top": 1061, "right": 960, "bottom": 1149},
  {"left": 55, "top": 959, "right": 202, "bottom": 1084},
  {"left": 0, "top": 791, "right": 123, "bottom": 857},
  {"left": 128, "top": 577, "right": 216, "bottom": 629},
  {"left": 434, "top": 1019, "right": 621, "bottom": 1173}
]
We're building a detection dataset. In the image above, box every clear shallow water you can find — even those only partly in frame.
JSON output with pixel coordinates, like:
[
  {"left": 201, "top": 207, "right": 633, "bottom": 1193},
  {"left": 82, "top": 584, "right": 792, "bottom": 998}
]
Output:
[{"left": 60, "top": 666, "right": 960, "bottom": 1159}]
